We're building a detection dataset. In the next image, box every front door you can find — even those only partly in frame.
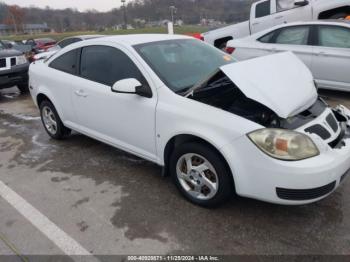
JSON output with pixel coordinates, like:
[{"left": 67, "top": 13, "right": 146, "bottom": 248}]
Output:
[
  {"left": 311, "top": 25, "right": 350, "bottom": 91},
  {"left": 272, "top": 0, "right": 312, "bottom": 26},
  {"left": 72, "top": 45, "right": 158, "bottom": 161}
]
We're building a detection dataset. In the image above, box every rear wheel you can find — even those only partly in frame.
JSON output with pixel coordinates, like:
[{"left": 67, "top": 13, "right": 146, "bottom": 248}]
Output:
[
  {"left": 17, "top": 83, "right": 29, "bottom": 94},
  {"left": 330, "top": 13, "right": 348, "bottom": 19},
  {"left": 40, "top": 100, "right": 71, "bottom": 140},
  {"left": 170, "top": 142, "right": 234, "bottom": 207},
  {"left": 218, "top": 42, "right": 228, "bottom": 51}
]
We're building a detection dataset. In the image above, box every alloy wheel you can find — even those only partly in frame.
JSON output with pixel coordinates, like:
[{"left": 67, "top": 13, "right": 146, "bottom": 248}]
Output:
[{"left": 176, "top": 153, "right": 219, "bottom": 200}]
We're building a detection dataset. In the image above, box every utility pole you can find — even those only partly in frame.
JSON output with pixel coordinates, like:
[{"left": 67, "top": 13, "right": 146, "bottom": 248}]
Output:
[
  {"left": 169, "top": 6, "right": 177, "bottom": 25},
  {"left": 121, "top": 0, "right": 127, "bottom": 30}
]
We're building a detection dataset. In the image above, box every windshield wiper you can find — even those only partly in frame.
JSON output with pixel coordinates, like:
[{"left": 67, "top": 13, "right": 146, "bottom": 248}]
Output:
[
  {"left": 175, "top": 86, "right": 192, "bottom": 95},
  {"left": 184, "top": 69, "right": 221, "bottom": 98}
]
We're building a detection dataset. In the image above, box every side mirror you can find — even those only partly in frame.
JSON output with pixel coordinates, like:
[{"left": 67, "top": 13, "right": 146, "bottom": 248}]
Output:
[
  {"left": 112, "top": 78, "right": 152, "bottom": 98},
  {"left": 295, "top": 0, "right": 309, "bottom": 7}
]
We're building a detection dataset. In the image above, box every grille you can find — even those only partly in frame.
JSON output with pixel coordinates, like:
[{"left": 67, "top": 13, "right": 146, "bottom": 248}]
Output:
[
  {"left": 0, "top": 58, "right": 6, "bottom": 68},
  {"left": 305, "top": 124, "right": 331, "bottom": 140},
  {"left": 276, "top": 181, "right": 336, "bottom": 201},
  {"left": 326, "top": 113, "right": 338, "bottom": 132},
  {"left": 10, "top": 57, "right": 16, "bottom": 66}
]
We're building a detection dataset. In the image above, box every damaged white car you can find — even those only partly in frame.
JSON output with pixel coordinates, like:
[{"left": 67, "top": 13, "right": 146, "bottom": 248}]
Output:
[{"left": 29, "top": 35, "right": 350, "bottom": 207}]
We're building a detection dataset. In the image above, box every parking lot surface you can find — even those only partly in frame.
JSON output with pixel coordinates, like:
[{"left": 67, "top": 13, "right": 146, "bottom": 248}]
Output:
[{"left": 1, "top": 87, "right": 350, "bottom": 258}]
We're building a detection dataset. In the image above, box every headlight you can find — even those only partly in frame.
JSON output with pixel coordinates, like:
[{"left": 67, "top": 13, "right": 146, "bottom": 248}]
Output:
[
  {"left": 16, "top": 55, "right": 27, "bottom": 65},
  {"left": 248, "top": 129, "right": 320, "bottom": 161}
]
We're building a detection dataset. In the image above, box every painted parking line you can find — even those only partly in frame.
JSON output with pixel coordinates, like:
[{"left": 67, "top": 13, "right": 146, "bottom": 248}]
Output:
[{"left": 0, "top": 180, "right": 93, "bottom": 257}]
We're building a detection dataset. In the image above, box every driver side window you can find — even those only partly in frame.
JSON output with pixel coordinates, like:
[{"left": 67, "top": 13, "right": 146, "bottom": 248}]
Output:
[
  {"left": 255, "top": 0, "right": 271, "bottom": 18},
  {"left": 276, "top": 0, "right": 296, "bottom": 12},
  {"left": 80, "top": 45, "right": 147, "bottom": 87}
]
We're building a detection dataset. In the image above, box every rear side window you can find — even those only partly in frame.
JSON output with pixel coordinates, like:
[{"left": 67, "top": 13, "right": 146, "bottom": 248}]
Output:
[
  {"left": 259, "top": 31, "right": 275, "bottom": 43},
  {"left": 49, "top": 49, "right": 79, "bottom": 75},
  {"left": 274, "top": 26, "right": 310, "bottom": 45},
  {"left": 318, "top": 26, "right": 350, "bottom": 48},
  {"left": 80, "top": 45, "right": 145, "bottom": 86},
  {"left": 58, "top": 38, "right": 81, "bottom": 48},
  {"left": 256, "top": 0, "right": 271, "bottom": 18}
]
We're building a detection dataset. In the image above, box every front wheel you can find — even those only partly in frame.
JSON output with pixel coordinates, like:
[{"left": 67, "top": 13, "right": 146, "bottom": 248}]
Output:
[
  {"left": 40, "top": 100, "right": 71, "bottom": 140},
  {"left": 170, "top": 143, "right": 234, "bottom": 207}
]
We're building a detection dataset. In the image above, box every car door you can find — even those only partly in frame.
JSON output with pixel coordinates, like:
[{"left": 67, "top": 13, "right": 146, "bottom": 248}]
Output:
[
  {"left": 251, "top": 0, "right": 274, "bottom": 34},
  {"left": 257, "top": 25, "right": 313, "bottom": 68},
  {"left": 72, "top": 45, "right": 158, "bottom": 161},
  {"left": 47, "top": 48, "right": 81, "bottom": 124},
  {"left": 272, "top": 0, "right": 312, "bottom": 26},
  {"left": 311, "top": 25, "right": 350, "bottom": 91}
]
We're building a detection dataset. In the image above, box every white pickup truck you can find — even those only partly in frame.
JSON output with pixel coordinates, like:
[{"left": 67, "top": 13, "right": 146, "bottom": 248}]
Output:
[{"left": 202, "top": 0, "right": 350, "bottom": 49}]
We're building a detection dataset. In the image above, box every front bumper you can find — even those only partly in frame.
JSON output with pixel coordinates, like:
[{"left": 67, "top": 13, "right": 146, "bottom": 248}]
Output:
[
  {"left": 0, "top": 63, "right": 29, "bottom": 89},
  {"left": 221, "top": 110, "right": 350, "bottom": 205}
]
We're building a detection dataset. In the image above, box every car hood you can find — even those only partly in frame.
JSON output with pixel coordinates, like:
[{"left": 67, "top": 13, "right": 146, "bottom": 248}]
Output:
[
  {"left": 219, "top": 52, "right": 317, "bottom": 119},
  {"left": 0, "top": 49, "right": 22, "bottom": 58}
]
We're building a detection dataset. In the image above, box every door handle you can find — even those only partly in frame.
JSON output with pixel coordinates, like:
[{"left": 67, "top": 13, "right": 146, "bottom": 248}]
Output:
[
  {"left": 252, "top": 22, "right": 260, "bottom": 26},
  {"left": 75, "top": 90, "right": 88, "bottom": 97},
  {"left": 275, "top": 15, "right": 283, "bottom": 19}
]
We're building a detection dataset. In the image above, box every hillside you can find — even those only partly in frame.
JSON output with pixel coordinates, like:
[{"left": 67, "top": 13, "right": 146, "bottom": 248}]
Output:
[{"left": 0, "top": 0, "right": 256, "bottom": 32}]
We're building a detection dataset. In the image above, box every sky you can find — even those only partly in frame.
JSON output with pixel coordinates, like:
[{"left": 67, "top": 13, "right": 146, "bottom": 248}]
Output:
[{"left": 3, "top": 0, "right": 123, "bottom": 12}]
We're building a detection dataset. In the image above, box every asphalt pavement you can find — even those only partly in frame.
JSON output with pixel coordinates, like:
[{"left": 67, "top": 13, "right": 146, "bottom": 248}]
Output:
[{"left": 1, "top": 87, "right": 350, "bottom": 261}]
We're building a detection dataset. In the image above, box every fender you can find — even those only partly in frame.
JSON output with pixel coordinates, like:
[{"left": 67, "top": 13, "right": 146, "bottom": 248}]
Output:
[{"left": 36, "top": 86, "right": 66, "bottom": 123}]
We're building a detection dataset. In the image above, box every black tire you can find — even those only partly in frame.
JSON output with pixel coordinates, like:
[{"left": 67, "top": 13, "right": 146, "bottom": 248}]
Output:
[
  {"left": 330, "top": 13, "right": 348, "bottom": 19},
  {"left": 218, "top": 42, "right": 228, "bottom": 51},
  {"left": 39, "top": 100, "right": 71, "bottom": 140},
  {"left": 170, "top": 142, "right": 234, "bottom": 208},
  {"left": 17, "top": 83, "right": 29, "bottom": 94}
]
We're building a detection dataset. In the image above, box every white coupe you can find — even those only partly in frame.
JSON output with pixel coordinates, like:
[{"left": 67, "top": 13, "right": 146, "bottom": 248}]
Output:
[
  {"left": 29, "top": 34, "right": 350, "bottom": 207},
  {"left": 226, "top": 21, "right": 350, "bottom": 92}
]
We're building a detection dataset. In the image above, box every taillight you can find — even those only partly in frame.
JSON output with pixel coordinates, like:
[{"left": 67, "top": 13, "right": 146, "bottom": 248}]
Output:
[
  {"left": 200, "top": 35, "right": 204, "bottom": 41},
  {"left": 225, "top": 47, "right": 235, "bottom": 54}
]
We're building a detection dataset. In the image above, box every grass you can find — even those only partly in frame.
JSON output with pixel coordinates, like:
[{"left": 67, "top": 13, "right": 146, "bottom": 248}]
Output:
[{"left": 3, "top": 25, "right": 209, "bottom": 41}]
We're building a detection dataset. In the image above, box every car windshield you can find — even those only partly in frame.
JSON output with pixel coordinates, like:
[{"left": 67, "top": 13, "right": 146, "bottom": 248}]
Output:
[
  {"left": 0, "top": 41, "right": 5, "bottom": 50},
  {"left": 134, "top": 39, "right": 235, "bottom": 93}
]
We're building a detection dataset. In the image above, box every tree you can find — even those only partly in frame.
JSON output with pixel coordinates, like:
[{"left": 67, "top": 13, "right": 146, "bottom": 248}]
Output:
[{"left": 4, "top": 5, "right": 24, "bottom": 34}]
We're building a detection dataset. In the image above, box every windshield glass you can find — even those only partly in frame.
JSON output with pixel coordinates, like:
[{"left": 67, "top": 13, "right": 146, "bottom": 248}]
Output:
[
  {"left": 0, "top": 41, "right": 5, "bottom": 50},
  {"left": 134, "top": 39, "right": 235, "bottom": 93}
]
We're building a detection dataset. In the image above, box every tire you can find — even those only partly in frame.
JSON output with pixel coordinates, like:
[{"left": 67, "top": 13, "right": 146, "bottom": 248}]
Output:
[
  {"left": 218, "top": 42, "right": 228, "bottom": 51},
  {"left": 170, "top": 142, "right": 234, "bottom": 207},
  {"left": 39, "top": 100, "right": 71, "bottom": 140},
  {"left": 17, "top": 83, "right": 29, "bottom": 94},
  {"left": 330, "top": 13, "right": 348, "bottom": 19}
]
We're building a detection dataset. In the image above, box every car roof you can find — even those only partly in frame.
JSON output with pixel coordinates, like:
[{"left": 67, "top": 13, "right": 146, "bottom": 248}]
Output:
[
  {"left": 244, "top": 20, "right": 350, "bottom": 40},
  {"left": 84, "top": 34, "right": 192, "bottom": 46},
  {"left": 61, "top": 35, "right": 104, "bottom": 41},
  {"left": 79, "top": 35, "right": 105, "bottom": 40},
  {"left": 272, "top": 20, "right": 350, "bottom": 29}
]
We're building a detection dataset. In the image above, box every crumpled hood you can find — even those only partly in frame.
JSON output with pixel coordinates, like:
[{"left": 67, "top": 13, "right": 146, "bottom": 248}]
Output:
[{"left": 220, "top": 52, "right": 318, "bottom": 119}]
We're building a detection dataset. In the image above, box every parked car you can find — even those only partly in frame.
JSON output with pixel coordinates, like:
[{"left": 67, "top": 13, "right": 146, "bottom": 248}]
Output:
[
  {"left": 25, "top": 38, "right": 56, "bottom": 54},
  {"left": 202, "top": 0, "right": 350, "bottom": 49},
  {"left": 29, "top": 35, "right": 350, "bottom": 207},
  {"left": 1, "top": 40, "right": 33, "bottom": 60},
  {"left": 226, "top": 20, "right": 350, "bottom": 92},
  {"left": 33, "top": 35, "right": 104, "bottom": 61},
  {"left": 0, "top": 41, "right": 30, "bottom": 93}
]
